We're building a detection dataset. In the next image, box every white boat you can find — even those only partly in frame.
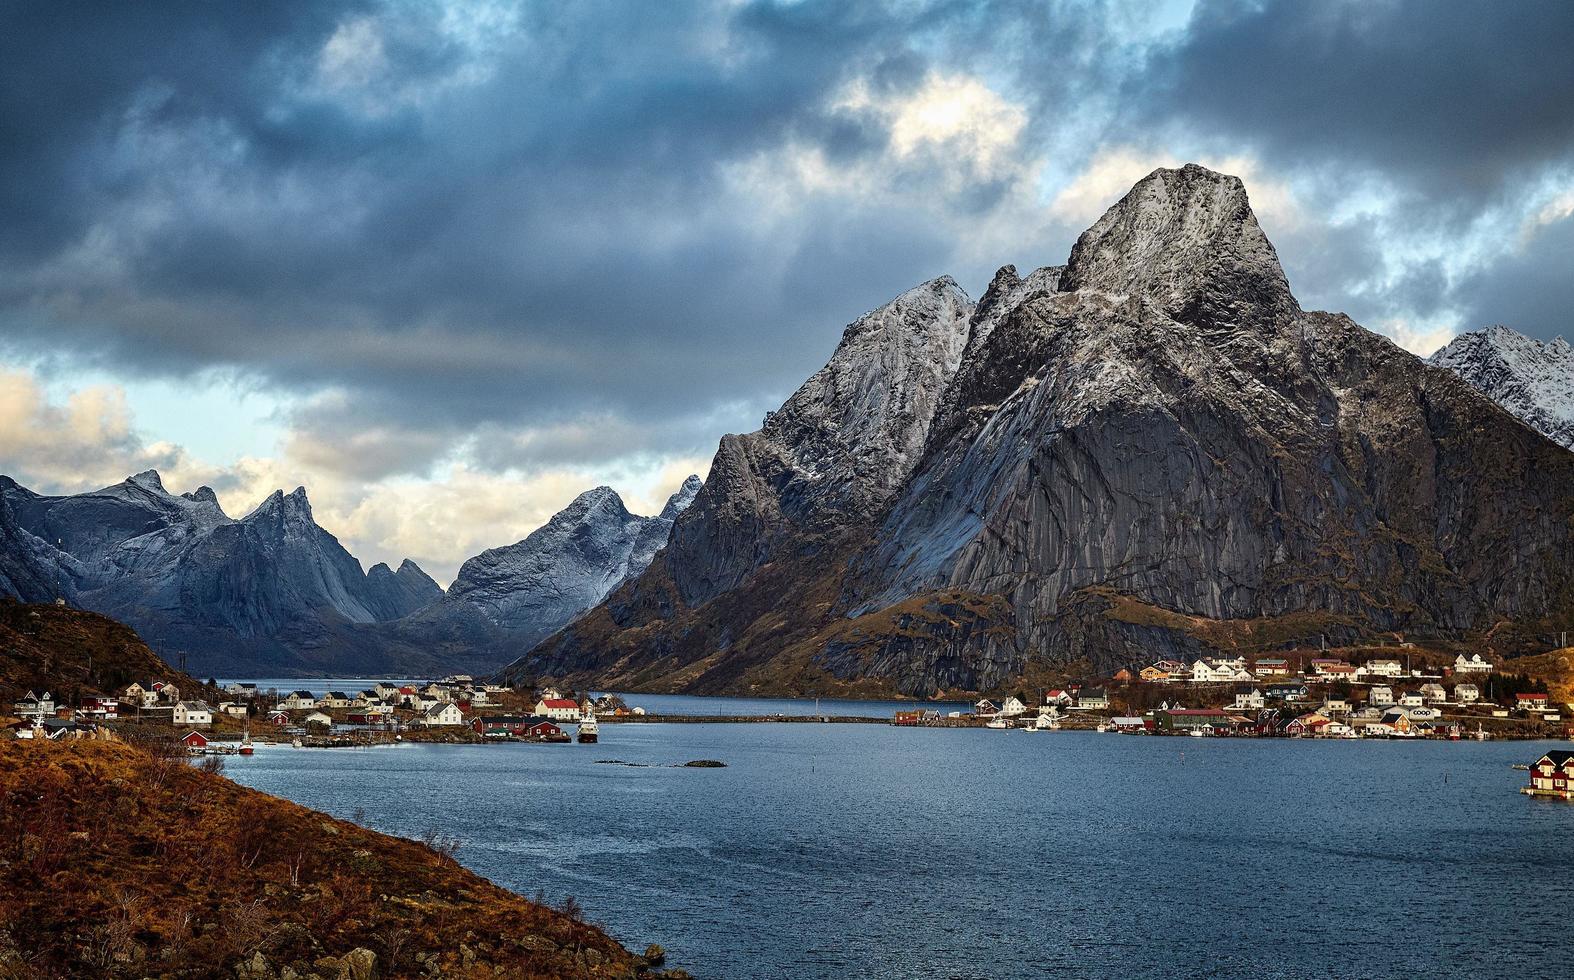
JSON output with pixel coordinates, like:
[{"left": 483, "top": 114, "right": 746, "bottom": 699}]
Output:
[{"left": 985, "top": 716, "right": 1009, "bottom": 729}]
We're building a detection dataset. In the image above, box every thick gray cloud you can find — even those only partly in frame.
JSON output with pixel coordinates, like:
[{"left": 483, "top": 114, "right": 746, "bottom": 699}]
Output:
[{"left": 1, "top": 0, "right": 1571, "bottom": 484}]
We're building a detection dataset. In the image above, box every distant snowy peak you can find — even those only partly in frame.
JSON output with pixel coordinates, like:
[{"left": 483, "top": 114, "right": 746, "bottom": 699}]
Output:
[
  {"left": 1431, "top": 325, "right": 1574, "bottom": 449},
  {"left": 660, "top": 475, "right": 705, "bottom": 520}
]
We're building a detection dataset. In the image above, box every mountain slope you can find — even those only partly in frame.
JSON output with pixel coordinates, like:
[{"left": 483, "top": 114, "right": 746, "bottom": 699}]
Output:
[
  {"left": 1429, "top": 325, "right": 1574, "bottom": 449},
  {"left": 510, "top": 164, "right": 1574, "bottom": 697}
]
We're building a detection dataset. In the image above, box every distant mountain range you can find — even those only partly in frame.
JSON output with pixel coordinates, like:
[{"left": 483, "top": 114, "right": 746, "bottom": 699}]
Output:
[
  {"left": 505, "top": 163, "right": 1574, "bottom": 698},
  {"left": 0, "top": 470, "right": 700, "bottom": 677}
]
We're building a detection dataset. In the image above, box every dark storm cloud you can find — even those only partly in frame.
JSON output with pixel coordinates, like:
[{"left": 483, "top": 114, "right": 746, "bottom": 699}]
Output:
[
  {"left": 2, "top": 0, "right": 1572, "bottom": 478},
  {"left": 1141, "top": 0, "right": 1574, "bottom": 210}
]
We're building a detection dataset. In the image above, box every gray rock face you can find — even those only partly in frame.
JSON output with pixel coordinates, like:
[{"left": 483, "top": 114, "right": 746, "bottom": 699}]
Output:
[
  {"left": 662, "top": 277, "right": 972, "bottom": 605},
  {"left": 1430, "top": 325, "right": 1574, "bottom": 449},
  {"left": 364, "top": 559, "right": 443, "bottom": 621},
  {"left": 0, "top": 471, "right": 443, "bottom": 674},
  {"left": 432, "top": 477, "right": 701, "bottom": 650},
  {"left": 516, "top": 164, "right": 1574, "bottom": 697}
]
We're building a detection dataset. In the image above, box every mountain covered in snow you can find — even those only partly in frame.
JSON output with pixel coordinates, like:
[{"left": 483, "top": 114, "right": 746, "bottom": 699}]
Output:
[
  {"left": 399, "top": 477, "right": 703, "bottom": 656},
  {"left": 0, "top": 469, "right": 703, "bottom": 676},
  {"left": 1429, "top": 326, "right": 1574, "bottom": 450},
  {"left": 508, "top": 164, "right": 1574, "bottom": 698}
]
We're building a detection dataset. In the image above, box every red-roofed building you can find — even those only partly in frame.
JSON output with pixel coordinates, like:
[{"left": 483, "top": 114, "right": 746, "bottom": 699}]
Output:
[
  {"left": 1517, "top": 693, "right": 1550, "bottom": 710},
  {"left": 533, "top": 697, "right": 582, "bottom": 721}
]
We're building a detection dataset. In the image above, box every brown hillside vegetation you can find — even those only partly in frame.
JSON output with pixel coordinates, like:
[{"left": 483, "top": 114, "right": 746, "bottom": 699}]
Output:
[
  {"left": 0, "top": 739, "right": 678, "bottom": 979},
  {"left": 0, "top": 600, "right": 219, "bottom": 707}
]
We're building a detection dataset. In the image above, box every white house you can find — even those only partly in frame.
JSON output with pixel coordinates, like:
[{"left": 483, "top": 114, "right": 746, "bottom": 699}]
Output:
[
  {"left": 1454, "top": 683, "right": 1481, "bottom": 704},
  {"left": 1454, "top": 653, "right": 1494, "bottom": 674},
  {"left": 1361, "top": 659, "right": 1404, "bottom": 678},
  {"left": 217, "top": 701, "right": 249, "bottom": 718},
  {"left": 997, "top": 696, "right": 1029, "bottom": 718},
  {"left": 172, "top": 700, "right": 212, "bottom": 728},
  {"left": 1398, "top": 691, "right": 1425, "bottom": 708},
  {"left": 1232, "top": 689, "right": 1265, "bottom": 710},
  {"left": 1419, "top": 683, "right": 1448, "bottom": 704},
  {"left": 535, "top": 697, "right": 582, "bottom": 722},
  {"left": 304, "top": 710, "right": 334, "bottom": 729},
  {"left": 280, "top": 690, "right": 318, "bottom": 710},
  {"left": 1076, "top": 688, "right": 1111, "bottom": 710},
  {"left": 420, "top": 702, "right": 465, "bottom": 727},
  {"left": 122, "top": 682, "right": 146, "bottom": 704},
  {"left": 318, "top": 691, "right": 352, "bottom": 709},
  {"left": 12, "top": 691, "right": 54, "bottom": 719},
  {"left": 1368, "top": 685, "right": 1395, "bottom": 706}
]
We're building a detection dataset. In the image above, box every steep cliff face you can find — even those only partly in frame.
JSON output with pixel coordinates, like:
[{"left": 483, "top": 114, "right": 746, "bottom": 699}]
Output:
[
  {"left": 511, "top": 164, "right": 1574, "bottom": 697},
  {"left": 1430, "top": 325, "right": 1574, "bottom": 449}
]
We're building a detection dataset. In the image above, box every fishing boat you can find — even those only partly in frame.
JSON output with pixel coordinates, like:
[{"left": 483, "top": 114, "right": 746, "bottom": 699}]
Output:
[
  {"left": 239, "top": 727, "right": 255, "bottom": 756},
  {"left": 577, "top": 711, "right": 599, "bottom": 744},
  {"left": 985, "top": 715, "right": 1009, "bottom": 730}
]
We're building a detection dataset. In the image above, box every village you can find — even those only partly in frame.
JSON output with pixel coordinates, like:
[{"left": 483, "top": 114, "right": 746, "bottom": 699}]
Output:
[
  {"left": 899, "top": 650, "right": 1571, "bottom": 741},
  {"left": 7, "top": 675, "right": 620, "bottom": 751}
]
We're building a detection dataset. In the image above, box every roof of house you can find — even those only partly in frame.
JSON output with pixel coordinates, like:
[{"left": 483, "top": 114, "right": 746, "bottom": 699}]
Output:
[
  {"left": 290, "top": 690, "right": 314, "bottom": 698},
  {"left": 1517, "top": 692, "right": 1549, "bottom": 700},
  {"left": 538, "top": 698, "right": 578, "bottom": 709},
  {"left": 1538, "top": 750, "right": 1574, "bottom": 766}
]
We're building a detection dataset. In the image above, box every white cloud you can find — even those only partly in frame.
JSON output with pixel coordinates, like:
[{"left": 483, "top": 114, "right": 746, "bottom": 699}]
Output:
[{"left": 1374, "top": 317, "right": 1459, "bottom": 357}]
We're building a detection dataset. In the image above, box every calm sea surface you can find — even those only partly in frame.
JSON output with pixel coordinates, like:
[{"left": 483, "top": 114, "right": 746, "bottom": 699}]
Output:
[{"left": 223, "top": 705, "right": 1574, "bottom": 979}]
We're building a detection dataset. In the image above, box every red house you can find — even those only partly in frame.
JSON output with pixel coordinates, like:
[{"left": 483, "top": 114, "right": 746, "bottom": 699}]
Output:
[
  {"left": 267, "top": 710, "right": 290, "bottom": 726},
  {"left": 1526, "top": 750, "right": 1574, "bottom": 798},
  {"left": 180, "top": 731, "right": 208, "bottom": 749}
]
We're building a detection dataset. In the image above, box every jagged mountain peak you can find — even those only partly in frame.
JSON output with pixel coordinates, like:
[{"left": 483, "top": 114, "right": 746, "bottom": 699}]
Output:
[
  {"left": 1431, "top": 324, "right": 1574, "bottom": 449},
  {"left": 1062, "top": 163, "right": 1296, "bottom": 329},
  {"left": 127, "top": 469, "right": 166, "bottom": 492},
  {"left": 660, "top": 475, "right": 704, "bottom": 519}
]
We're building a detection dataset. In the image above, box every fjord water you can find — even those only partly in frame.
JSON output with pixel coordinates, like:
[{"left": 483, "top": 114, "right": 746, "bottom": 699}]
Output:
[{"left": 226, "top": 721, "right": 1574, "bottom": 979}]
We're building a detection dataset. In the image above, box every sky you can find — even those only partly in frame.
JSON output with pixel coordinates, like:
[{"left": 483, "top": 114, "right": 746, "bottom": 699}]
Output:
[{"left": 1, "top": 0, "right": 1572, "bottom": 585}]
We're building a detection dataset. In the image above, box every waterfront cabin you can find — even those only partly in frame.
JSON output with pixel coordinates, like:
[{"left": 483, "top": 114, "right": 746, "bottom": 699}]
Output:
[
  {"left": 1111, "top": 716, "right": 1148, "bottom": 733},
  {"left": 1454, "top": 653, "right": 1494, "bottom": 675},
  {"left": 1526, "top": 750, "right": 1574, "bottom": 798},
  {"left": 1153, "top": 708, "right": 1241, "bottom": 733},
  {"left": 975, "top": 698, "right": 999, "bottom": 717},
  {"left": 420, "top": 702, "right": 465, "bottom": 727},
  {"left": 534, "top": 697, "right": 582, "bottom": 722},
  {"left": 267, "top": 710, "right": 290, "bottom": 726},
  {"left": 525, "top": 719, "right": 566, "bottom": 740},
  {"left": 180, "top": 730, "right": 209, "bottom": 750}
]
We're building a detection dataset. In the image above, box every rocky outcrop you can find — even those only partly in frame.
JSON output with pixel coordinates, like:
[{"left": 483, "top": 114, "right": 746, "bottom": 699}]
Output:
[
  {"left": 511, "top": 164, "right": 1574, "bottom": 697},
  {"left": 1430, "top": 325, "right": 1574, "bottom": 450},
  {"left": 363, "top": 558, "right": 443, "bottom": 621}
]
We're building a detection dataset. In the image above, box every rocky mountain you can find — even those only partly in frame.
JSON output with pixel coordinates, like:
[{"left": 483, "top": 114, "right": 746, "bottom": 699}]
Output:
[
  {"left": 407, "top": 477, "right": 704, "bottom": 655},
  {"left": 364, "top": 558, "right": 444, "bottom": 620},
  {"left": 509, "top": 163, "right": 1574, "bottom": 698},
  {"left": 1430, "top": 325, "right": 1574, "bottom": 450},
  {"left": 0, "top": 471, "right": 452, "bottom": 676},
  {"left": 0, "top": 469, "right": 705, "bottom": 677}
]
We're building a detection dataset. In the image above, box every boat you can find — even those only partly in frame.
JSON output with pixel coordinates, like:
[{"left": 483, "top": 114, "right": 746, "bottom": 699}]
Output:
[
  {"left": 985, "top": 716, "right": 1009, "bottom": 730},
  {"left": 239, "top": 727, "right": 255, "bottom": 756},
  {"left": 577, "top": 711, "right": 599, "bottom": 744}
]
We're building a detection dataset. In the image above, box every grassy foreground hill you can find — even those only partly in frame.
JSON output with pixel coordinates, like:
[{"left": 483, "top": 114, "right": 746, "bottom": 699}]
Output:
[{"left": 0, "top": 739, "right": 676, "bottom": 979}]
